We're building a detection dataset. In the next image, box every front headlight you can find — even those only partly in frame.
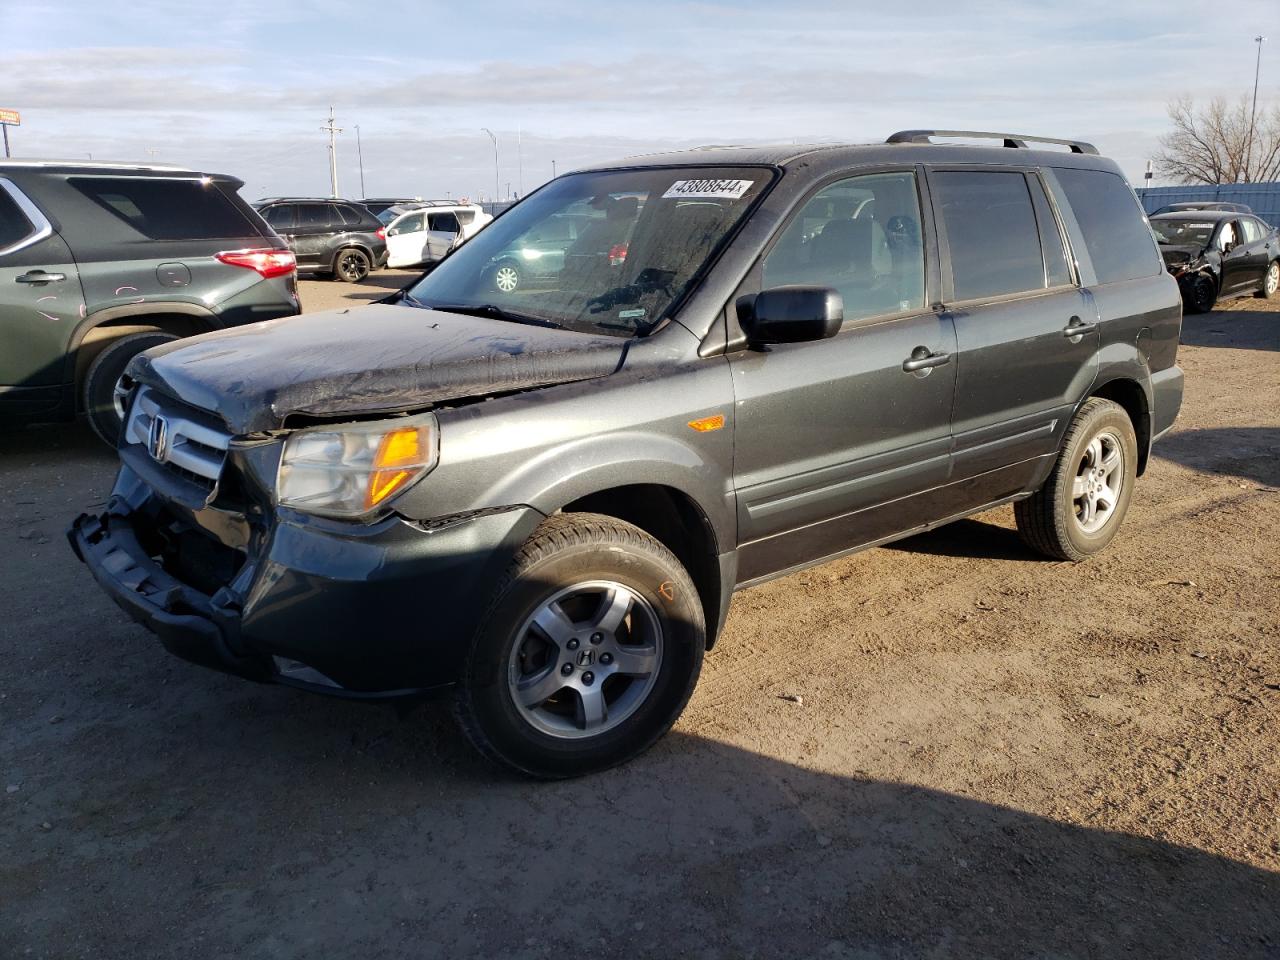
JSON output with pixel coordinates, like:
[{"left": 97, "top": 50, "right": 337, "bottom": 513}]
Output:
[{"left": 277, "top": 413, "right": 439, "bottom": 518}]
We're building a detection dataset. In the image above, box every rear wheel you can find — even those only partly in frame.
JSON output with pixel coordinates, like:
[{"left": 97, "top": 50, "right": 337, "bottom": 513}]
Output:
[
  {"left": 456, "top": 513, "right": 705, "bottom": 778},
  {"left": 1014, "top": 398, "right": 1138, "bottom": 562},
  {"left": 491, "top": 261, "right": 522, "bottom": 294},
  {"left": 333, "top": 247, "right": 371, "bottom": 283},
  {"left": 1256, "top": 260, "right": 1279, "bottom": 300},
  {"left": 83, "top": 331, "right": 179, "bottom": 445}
]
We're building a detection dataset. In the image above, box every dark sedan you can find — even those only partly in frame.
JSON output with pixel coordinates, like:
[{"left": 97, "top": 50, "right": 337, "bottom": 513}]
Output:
[{"left": 1149, "top": 210, "right": 1279, "bottom": 312}]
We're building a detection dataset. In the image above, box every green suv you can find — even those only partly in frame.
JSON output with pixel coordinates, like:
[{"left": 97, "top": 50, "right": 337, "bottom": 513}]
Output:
[{"left": 0, "top": 160, "right": 299, "bottom": 443}]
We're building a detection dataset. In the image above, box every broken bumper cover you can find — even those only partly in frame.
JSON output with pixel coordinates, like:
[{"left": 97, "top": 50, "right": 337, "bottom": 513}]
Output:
[{"left": 69, "top": 495, "right": 543, "bottom": 697}]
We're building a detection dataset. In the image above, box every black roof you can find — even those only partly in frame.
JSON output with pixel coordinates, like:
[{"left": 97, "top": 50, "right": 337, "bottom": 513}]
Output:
[
  {"left": 573, "top": 138, "right": 1121, "bottom": 178},
  {"left": 0, "top": 159, "right": 240, "bottom": 186}
]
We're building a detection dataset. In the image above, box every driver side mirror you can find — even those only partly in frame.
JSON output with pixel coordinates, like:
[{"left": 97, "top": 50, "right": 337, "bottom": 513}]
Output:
[{"left": 737, "top": 286, "right": 843, "bottom": 345}]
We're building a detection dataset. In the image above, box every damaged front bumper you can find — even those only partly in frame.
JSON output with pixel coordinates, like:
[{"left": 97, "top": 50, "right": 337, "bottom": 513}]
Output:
[{"left": 69, "top": 464, "right": 544, "bottom": 698}]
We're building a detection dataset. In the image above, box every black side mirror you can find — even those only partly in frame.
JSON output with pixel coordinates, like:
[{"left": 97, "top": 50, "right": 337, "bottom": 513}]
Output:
[{"left": 737, "top": 286, "right": 843, "bottom": 345}]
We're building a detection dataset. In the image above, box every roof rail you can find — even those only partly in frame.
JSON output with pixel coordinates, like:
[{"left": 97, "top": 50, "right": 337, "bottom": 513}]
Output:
[{"left": 886, "top": 130, "right": 1098, "bottom": 156}]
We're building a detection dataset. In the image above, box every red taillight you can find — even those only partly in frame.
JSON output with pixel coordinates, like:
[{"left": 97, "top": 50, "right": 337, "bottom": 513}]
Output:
[
  {"left": 376, "top": 227, "right": 386, "bottom": 239},
  {"left": 215, "top": 248, "right": 296, "bottom": 279},
  {"left": 608, "top": 242, "right": 628, "bottom": 266}
]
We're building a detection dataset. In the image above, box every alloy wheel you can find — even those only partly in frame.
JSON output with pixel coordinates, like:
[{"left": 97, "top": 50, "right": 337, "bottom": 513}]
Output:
[
  {"left": 1072, "top": 430, "right": 1124, "bottom": 534},
  {"left": 494, "top": 265, "right": 520, "bottom": 293},
  {"left": 507, "top": 580, "right": 663, "bottom": 740},
  {"left": 339, "top": 251, "right": 369, "bottom": 282},
  {"left": 1266, "top": 262, "right": 1279, "bottom": 297}
]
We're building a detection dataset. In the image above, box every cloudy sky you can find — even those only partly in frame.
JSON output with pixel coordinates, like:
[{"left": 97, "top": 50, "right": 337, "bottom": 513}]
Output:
[{"left": 1, "top": 0, "right": 1276, "bottom": 200}]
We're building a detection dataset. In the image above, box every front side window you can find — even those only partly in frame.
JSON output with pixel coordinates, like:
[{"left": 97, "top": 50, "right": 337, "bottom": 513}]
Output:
[
  {"left": 0, "top": 182, "right": 36, "bottom": 251},
  {"left": 1052, "top": 167, "right": 1161, "bottom": 285},
  {"left": 761, "top": 171, "right": 926, "bottom": 322},
  {"left": 388, "top": 213, "right": 424, "bottom": 237},
  {"left": 1217, "top": 221, "right": 1237, "bottom": 251},
  {"left": 932, "top": 170, "right": 1045, "bottom": 302},
  {"left": 405, "top": 166, "right": 772, "bottom": 338},
  {"left": 68, "top": 176, "right": 259, "bottom": 240}
]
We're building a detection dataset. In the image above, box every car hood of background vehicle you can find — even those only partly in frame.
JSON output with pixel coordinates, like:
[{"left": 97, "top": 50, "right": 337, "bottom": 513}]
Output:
[
  {"left": 126, "top": 304, "right": 627, "bottom": 433},
  {"left": 1159, "top": 244, "right": 1206, "bottom": 268}
]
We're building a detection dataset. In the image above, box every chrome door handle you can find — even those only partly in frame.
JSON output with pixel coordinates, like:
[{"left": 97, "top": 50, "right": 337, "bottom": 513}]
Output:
[
  {"left": 902, "top": 348, "right": 952, "bottom": 373},
  {"left": 16, "top": 270, "right": 65, "bottom": 283},
  {"left": 1062, "top": 316, "right": 1098, "bottom": 339}
]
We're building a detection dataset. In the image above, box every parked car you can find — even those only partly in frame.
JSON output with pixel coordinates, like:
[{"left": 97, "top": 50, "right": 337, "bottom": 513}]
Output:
[
  {"left": 252, "top": 198, "right": 387, "bottom": 282},
  {"left": 1150, "top": 201, "right": 1254, "bottom": 216},
  {"left": 0, "top": 160, "right": 298, "bottom": 443},
  {"left": 482, "top": 201, "right": 627, "bottom": 293},
  {"left": 1149, "top": 209, "right": 1279, "bottom": 312},
  {"left": 378, "top": 201, "right": 492, "bottom": 238},
  {"left": 384, "top": 207, "right": 464, "bottom": 269},
  {"left": 71, "top": 130, "right": 1184, "bottom": 778},
  {"left": 359, "top": 197, "right": 422, "bottom": 217}
]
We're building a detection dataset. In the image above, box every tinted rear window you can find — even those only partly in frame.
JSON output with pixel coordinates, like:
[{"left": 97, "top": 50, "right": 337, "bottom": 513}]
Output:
[
  {"left": 933, "top": 171, "right": 1044, "bottom": 301},
  {"left": 69, "top": 176, "right": 260, "bottom": 241},
  {"left": 1053, "top": 168, "right": 1161, "bottom": 285},
  {"left": 0, "top": 184, "right": 35, "bottom": 250},
  {"left": 338, "top": 204, "right": 366, "bottom": 227}
]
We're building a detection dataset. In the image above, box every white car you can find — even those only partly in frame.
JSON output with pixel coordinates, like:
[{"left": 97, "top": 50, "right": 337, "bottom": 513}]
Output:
[{"left": 383, "top": 203, "right": 493, "bottom": 270}]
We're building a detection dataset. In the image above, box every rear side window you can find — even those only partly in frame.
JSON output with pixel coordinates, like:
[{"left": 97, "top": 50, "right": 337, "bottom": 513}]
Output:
[
  {"left": 429, "top": 212, "right": 461, "bottom": 233},
  {"left": 1052, "top": 168, "right": 1161, "bottom": 285},
  {"left": 263, "top": 204, "right": 296, "bottom": 229},
  {"left": 338, "top": 204, "right": 365, "bottom": 227},
  {"left": 68, "top": 176, "right": 259, "bottom": 240},
  {"left": 296, "top": 204, "right": 335, "bottom": 229},
  {"left": 932, "top": 171, "right": 1044, "bottom": 301},
  {"left": 0, "top": 183, "right": 35, "bottom": 250},
  {"left": 1241, "top": 218, "right": 1263, "bottom": 243}
]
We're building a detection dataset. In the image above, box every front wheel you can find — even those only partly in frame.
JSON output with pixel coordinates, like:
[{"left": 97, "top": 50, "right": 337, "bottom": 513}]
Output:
[
  {"left": 1256, "top": 260, "right": 1279, "bottom": 300},
  {"left": 491, "top": 261, "right": 522, "bottom": 294},
  {"left": 1184, "top": 273, "right": 1217, "bottom": 313},
  {"left": 1014, "top": 397, "right": 1138, "bottom": 562},
  {"left": 333, "top": 247, "right": 371, "bottom": 283},
  {"left": 455, "top": 513, "right": 705, "bottom": 778}
]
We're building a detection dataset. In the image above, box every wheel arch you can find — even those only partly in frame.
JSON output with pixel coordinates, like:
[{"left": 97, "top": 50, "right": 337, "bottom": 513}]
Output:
[
  {"left": 331, "top": 242, "right": 375, "bottom": 272},
  {"left": 1088, "top": 377, "right": 1152, "bottom": 475},
  {"left": 558, "top": 483, "right": 727, "bottom": 648}
]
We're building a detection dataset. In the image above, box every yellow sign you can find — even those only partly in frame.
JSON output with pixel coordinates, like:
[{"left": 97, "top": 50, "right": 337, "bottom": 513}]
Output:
[{"left": 0, "top": 109, "right": 20, "bottom": 126}]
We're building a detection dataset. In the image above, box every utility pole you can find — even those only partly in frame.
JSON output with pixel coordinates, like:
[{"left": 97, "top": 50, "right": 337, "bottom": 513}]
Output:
[
  {"left": 552, "top": 159, "right": 556, "bottom": 178},
  {"left": 1247, "top": 35, "right": 1267, "bottom": 182},
  {"left": 321, "top": 106, "right": 342, "bottom": 198},
  {"left": 355, "top": 124, "right": 366, "bottom": 198},
  {"left": 517, "top": 124, "right": 523, "bottom": 197},
  {"left": 481, "top": 128, "right": 499, "bottom": 208}
]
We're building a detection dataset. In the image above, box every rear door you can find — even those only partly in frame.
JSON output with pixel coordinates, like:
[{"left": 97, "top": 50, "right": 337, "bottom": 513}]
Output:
[
  {"left": 292, "top": 203, "right": 338, "bottom": 269},
  {"left": 0, "top": 178, "right": 85, "bottom": 410},
  {"left": 1235, "top": 216, "right": 1271, "bottom": 290},
  {"left": 425, "top": 212, "right": 461, "bottom": 260},
  {"left": 730, "top": 168, "right": 957, "bottom": 582},
  {"left": 927, "top": 166, "right": 1097, "bottom": 500}
]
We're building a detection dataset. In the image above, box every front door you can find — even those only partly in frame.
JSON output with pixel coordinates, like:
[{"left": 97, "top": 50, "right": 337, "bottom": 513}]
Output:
[
  {"left": 386, "top": 211, "right": 428, "bottom": 268},
  {"left": 730, "top": 169, "right": 957, "bottom": 583},
  {"left": 292, "top": 203, "right": 338, "bottom": 270},
  {"left": 0, "top": 179, "right": 85, "bottom": 412}
]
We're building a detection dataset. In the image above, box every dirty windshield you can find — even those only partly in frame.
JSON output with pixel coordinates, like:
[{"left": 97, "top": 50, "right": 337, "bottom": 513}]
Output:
[
  {"left": 1149, "top": 219, "right": 1216, "bottom": 247},
  {"left": 404, "top": 167, "right": 771, "bottom": 337}
]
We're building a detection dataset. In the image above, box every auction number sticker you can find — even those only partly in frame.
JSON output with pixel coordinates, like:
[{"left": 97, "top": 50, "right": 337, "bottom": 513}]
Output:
[{"left": 662, "top": 179, "right": 754, "bottom": 200}]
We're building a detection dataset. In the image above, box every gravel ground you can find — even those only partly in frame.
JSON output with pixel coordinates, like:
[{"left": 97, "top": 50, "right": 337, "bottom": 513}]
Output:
[{"left": 1, "top": 281, "right": 1277, "bottom": 959}]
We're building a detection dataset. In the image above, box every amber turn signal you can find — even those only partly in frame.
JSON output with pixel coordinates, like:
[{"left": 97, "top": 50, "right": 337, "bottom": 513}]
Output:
[{"left": 687, "top": 414, "right": 725, "bottom": 432}]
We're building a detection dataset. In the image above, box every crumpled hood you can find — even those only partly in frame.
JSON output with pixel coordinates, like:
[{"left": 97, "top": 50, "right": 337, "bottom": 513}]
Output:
[
  {"left": 127, "top": 303, "right": 626, "bottom": 433},
  {"left": 1159, "top": 244, "right": 1204, "bottom": 269}
]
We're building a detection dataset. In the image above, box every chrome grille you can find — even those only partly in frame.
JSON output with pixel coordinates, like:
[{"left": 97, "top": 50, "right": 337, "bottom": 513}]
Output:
[{"left": 124, "top": 386, "right": 230, "bottom": 486}]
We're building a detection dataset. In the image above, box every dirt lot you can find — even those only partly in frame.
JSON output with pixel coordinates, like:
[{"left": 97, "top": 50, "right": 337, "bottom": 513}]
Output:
[{"left": 2, "top": 277, "right": 1278, "bottom": 959}]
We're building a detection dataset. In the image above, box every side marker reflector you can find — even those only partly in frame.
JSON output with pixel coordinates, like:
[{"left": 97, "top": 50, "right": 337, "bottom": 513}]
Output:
[{"left": 687, "top": 414, "right": 725, "bottom": 432}]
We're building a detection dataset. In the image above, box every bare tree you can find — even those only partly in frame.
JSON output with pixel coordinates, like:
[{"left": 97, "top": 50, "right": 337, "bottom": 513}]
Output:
[{"left": 1155, "top": 96, "right": 1280, "bottom": 184}]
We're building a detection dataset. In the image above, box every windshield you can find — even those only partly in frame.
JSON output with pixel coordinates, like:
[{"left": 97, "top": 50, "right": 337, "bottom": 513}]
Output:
[
  {"left": 1149, "top": 219, "right": 1216, "bottom": 246},
  {"left": 404, "top": 167, "right": 772, "bottom": 337}
]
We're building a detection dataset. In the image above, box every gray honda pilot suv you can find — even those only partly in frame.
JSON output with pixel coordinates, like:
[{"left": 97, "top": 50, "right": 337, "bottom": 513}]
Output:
[{"left": 70, "top": 131, "right": 1184, "bottom": 778}]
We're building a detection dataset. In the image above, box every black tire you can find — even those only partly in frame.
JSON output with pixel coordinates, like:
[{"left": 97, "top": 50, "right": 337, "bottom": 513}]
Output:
[
  {"left": 1256, "top": 260, "right": 1279, "bottom": 300},
  {"left": 490, "top": 260, "right": 522, "bottom": 294},
  {"left": 83, "top": 331, "right": 179, "bottom": 446},
  {"left": 333, "top": 247, "right": 371, "bottom": 283},
  {"left": 1014, "top": 397, "right": 1138, "bottom": 562},
  {"left": 455, "top": 513, "right": 705, "bottom": 779},
  {"left": 1184, "top": 273, "right": 1217, "bottom": 314}
]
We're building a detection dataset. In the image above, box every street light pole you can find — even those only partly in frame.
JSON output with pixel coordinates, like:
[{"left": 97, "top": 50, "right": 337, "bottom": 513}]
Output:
[
  {"left": 552, "top": 159, "right": 556, "bottom": 178},
  {"left": 1247, "top": 36, "right": 1267, "bottom": 182},
  {"left": 355, "top": 124, "right": 366, "bottom": 198},
  {"left": 481, "top": 128, "right": 499, "bottom": 208}
]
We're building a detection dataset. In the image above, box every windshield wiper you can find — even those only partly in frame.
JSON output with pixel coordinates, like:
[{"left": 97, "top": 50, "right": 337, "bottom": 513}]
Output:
[{"left": 420, "top": 302, "right": 565, "bottom": 329}]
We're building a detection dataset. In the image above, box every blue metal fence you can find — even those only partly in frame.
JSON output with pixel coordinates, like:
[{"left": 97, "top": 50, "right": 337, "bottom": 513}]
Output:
[{"left": 1136, "top": 183, "right": 1280, "bottom": 227}]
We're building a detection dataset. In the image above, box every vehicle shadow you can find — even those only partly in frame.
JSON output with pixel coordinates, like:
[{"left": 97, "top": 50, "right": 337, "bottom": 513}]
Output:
[
  {"left": 6, "top": 685, "right": 1277, "bottom": 959},
  {"left": 883, "top": 515, "right": 1050, "bottom": 562},
  {"left": 1154, "top": 426, "right": 1280, "bottom": 487},
  {"left": 1182, "top": 305, "right": 1280, "bottom": 352}
]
